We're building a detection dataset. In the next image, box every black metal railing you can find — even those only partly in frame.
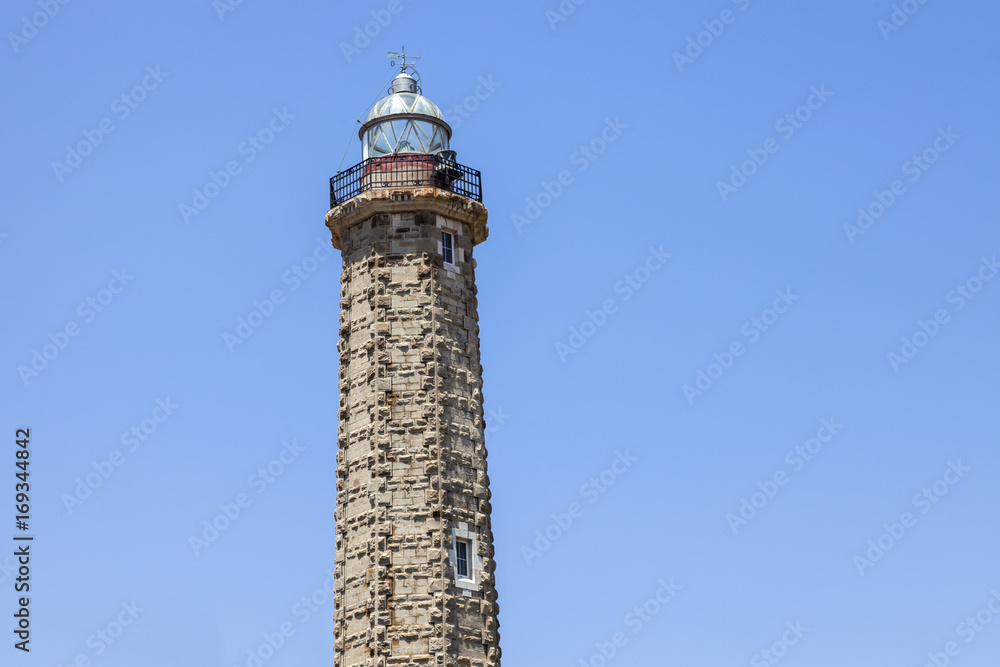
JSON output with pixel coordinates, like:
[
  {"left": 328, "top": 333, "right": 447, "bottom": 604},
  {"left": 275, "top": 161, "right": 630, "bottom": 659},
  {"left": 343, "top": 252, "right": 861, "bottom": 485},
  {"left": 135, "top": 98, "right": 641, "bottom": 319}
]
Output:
[{"left": 330, "top": 154, "right": 482, "bottom": 208}]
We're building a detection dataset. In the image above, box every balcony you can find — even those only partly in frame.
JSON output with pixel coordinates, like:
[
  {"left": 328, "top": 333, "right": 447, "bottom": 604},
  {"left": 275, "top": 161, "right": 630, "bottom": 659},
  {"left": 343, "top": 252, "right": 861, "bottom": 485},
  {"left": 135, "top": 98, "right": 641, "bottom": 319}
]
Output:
[{"left": 330, "top": 153, "right": 482, "bottom": 208}]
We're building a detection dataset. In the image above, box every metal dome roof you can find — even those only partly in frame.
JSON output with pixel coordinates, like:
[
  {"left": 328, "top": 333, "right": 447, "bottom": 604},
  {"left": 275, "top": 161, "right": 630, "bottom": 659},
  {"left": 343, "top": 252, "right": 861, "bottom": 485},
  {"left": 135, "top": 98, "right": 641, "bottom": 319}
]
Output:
[{"left": 364, "top": 92, "right": 446, "bottom": 123}]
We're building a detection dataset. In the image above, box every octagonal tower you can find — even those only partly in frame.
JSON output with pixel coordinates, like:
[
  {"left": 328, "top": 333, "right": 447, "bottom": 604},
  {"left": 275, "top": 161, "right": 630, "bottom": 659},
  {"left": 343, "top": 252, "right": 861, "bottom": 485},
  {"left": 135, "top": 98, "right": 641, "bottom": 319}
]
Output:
[{"left": 326, "top": 55, "right": 501, "bottom": 667}]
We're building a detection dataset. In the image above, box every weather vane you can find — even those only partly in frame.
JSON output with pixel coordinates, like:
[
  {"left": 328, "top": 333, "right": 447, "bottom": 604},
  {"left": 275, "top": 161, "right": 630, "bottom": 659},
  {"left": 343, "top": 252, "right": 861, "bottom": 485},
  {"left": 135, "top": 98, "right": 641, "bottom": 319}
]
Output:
[{"left": 387, "top": 46, "right": 420, "bottom": 74}]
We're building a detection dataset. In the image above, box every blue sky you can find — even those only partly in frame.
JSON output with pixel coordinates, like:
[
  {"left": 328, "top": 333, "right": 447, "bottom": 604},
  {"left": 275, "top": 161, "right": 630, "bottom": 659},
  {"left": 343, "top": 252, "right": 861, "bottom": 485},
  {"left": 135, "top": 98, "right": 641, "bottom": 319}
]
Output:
[{"left": 2, "top": 1, "right": 1000, "bottom": 665}]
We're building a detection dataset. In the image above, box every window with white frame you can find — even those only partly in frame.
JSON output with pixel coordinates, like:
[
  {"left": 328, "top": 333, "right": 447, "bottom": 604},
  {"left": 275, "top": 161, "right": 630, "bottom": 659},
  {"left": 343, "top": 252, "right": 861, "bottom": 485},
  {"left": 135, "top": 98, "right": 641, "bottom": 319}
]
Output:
[
  {"left": 455, "top": 538, "right": 470, "bottom": 579},
  {"left": 442, "top": 231, "right": 454, "bottom": 265},
  {"left": 450, "top": 524, "right": 480, "bottom": 591}
]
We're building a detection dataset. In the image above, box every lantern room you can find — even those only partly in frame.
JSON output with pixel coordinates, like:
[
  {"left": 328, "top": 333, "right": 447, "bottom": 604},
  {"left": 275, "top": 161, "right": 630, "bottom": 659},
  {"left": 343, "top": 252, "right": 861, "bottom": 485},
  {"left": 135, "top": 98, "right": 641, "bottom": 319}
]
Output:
[{"left": 358, "top": 71, "right": 452, "bottom": 160}]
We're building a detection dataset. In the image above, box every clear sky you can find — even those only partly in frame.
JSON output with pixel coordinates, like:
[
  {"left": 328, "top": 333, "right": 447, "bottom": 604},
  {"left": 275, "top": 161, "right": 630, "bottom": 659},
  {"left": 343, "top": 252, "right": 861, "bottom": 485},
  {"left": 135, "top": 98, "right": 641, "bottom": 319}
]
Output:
[{"left": 3, "top": 1, "right": 1000, "bottom": 665}]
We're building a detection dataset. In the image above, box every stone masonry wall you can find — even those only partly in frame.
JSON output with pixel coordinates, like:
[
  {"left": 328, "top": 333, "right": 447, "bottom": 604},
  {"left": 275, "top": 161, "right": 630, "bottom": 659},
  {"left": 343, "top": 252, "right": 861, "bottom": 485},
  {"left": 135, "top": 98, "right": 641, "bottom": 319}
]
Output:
[{"left": 332, "top": 205, "right": 500, "bottom": 667}]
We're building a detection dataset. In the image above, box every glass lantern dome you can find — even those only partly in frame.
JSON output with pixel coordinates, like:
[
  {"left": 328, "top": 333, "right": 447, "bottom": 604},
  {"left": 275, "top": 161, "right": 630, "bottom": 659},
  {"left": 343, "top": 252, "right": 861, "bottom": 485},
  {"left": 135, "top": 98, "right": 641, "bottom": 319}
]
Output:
[{"left": 359, "top": 72, "right": 452, "bottom": 160}]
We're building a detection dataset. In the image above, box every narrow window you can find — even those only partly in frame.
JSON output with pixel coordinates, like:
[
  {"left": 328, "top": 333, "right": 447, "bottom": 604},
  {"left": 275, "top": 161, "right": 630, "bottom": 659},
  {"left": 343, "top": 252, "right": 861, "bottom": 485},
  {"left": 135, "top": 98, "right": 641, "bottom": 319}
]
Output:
[
  {"left": 442, "top": 232, "right": 454, "bottom": 264},
  {"left": 455, "top": 538, "right": 469, "bottom": 578}
]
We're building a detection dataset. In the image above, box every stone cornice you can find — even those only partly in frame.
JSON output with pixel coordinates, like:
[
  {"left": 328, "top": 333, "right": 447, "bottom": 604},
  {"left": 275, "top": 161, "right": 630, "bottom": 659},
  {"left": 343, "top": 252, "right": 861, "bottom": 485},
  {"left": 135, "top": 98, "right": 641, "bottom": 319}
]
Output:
[{"left": 325, "top": 188, "right": 489, "bottom": 250}]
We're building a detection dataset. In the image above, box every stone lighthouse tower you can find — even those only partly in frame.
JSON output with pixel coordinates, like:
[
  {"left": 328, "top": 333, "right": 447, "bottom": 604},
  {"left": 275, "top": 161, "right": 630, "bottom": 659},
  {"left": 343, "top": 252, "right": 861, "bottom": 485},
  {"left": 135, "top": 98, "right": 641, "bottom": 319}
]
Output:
[{"left": 325, "top": 53, "right": 501, "bottom": 667}]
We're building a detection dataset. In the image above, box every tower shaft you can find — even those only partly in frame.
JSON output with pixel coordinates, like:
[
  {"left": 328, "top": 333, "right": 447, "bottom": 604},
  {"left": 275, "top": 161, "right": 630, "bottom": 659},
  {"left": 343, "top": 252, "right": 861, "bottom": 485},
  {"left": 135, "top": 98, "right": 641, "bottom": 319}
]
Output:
[{"left": 328, "top": 187, "right": 499, "bottom": 667}]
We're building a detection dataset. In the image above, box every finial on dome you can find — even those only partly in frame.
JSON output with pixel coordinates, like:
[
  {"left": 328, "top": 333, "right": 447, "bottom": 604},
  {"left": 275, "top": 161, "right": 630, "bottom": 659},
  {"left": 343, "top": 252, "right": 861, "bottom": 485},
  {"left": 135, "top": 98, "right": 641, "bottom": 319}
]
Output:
[
  {"left": 387, "top": 46, "right": 420, "bottom": 94},
  {"left": 387, "top": 46, "right": 419, "bottom": 75}
]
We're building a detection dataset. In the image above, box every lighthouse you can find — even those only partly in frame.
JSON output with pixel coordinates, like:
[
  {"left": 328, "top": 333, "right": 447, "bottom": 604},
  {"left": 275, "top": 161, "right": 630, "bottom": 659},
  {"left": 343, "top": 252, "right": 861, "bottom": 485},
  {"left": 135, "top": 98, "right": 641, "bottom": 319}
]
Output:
[{"left": 326, "top": 51, "right": 501, "bottom": 667}]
